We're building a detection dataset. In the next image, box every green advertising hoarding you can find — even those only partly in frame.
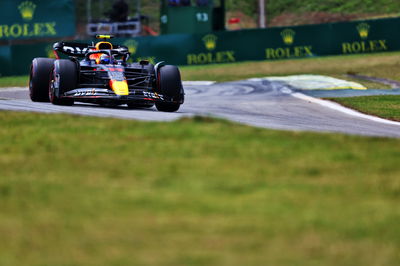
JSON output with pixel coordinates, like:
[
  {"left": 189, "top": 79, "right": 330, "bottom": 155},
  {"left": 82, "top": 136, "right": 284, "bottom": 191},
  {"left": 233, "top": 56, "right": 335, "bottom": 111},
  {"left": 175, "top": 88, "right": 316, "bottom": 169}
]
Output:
[
  {"left": 122, "top": 17, "right": 400, "bottom": 65},
  {"left": 331, "top": 20, "right": 400, "bottom": 55},
  {"left": 0, "top": 0, "right": 76, "bottom": 40},
  {"left": 1, "top": 17, "right": 400, "bottom": 76}
]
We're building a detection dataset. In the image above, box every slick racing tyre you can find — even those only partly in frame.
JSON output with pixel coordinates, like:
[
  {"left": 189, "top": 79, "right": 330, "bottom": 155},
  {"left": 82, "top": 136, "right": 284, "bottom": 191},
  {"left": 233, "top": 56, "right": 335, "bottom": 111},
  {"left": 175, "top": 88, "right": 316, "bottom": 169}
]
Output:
[
  {"left": 50, "top": 59, "right": 77, "bottom": 106},
  {"left": 155, "top": 65, "right": 184, "bottom": 112},
  {"left": 29, "top": 58, "right": 55, "bottom": 102}
]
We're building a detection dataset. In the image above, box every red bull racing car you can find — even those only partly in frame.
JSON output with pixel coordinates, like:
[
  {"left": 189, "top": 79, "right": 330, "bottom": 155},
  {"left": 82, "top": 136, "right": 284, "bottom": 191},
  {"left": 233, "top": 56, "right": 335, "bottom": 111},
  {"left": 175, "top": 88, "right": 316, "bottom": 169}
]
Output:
[{"left": 29, "top": 35, "right": 184, "bottom": 112}]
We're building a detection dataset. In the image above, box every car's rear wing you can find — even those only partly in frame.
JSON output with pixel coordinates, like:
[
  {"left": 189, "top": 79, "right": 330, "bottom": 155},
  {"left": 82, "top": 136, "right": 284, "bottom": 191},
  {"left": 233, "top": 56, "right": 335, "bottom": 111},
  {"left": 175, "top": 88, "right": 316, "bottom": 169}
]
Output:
[{"left": 53, "top": 42, "right": 129, "bottom": 58}]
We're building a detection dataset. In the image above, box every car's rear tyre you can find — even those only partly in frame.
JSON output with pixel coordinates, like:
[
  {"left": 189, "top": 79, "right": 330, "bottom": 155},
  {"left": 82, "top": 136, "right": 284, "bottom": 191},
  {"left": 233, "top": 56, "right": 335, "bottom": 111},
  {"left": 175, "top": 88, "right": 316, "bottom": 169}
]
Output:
[
  {"left": 155, "top": 65, "right": 184, "bottom": 112},
  {"left": 50, "top": 59, "right": 77, "bottom": 106},
  {"left": 29, "top": 58, "right": 55, "bottom": 102}
]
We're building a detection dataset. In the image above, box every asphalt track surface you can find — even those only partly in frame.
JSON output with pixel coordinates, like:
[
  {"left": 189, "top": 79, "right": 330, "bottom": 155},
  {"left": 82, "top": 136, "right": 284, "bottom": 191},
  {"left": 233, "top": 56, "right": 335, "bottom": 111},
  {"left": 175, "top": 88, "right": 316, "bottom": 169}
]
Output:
[{"left": 1, "top": 80, "right": 400, "bottom": 138}]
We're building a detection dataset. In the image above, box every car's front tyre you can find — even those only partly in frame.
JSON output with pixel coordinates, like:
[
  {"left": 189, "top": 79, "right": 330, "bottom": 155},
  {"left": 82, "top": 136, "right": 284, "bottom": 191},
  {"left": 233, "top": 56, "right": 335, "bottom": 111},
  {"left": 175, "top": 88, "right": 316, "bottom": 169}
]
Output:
[
  {"left": 155, "top": 65, "right": 184, "bottom": 112},
  {"left": 49, "top": 59, "right": 77, "bottom": 106}
]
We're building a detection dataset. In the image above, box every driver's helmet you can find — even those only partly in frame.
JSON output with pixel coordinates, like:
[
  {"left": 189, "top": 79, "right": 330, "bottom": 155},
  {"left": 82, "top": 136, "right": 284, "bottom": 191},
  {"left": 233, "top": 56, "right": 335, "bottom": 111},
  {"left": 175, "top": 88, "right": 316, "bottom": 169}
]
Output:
[{"left": 100, "top": 54, "right": 111, "bottom": 64}]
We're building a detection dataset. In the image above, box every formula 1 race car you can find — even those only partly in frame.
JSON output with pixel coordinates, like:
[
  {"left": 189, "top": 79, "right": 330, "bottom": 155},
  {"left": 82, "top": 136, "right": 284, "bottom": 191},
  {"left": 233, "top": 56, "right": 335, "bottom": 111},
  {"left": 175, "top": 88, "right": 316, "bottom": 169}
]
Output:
[{"left": 29, "top": 35, "right": 184, "bottom": 112}]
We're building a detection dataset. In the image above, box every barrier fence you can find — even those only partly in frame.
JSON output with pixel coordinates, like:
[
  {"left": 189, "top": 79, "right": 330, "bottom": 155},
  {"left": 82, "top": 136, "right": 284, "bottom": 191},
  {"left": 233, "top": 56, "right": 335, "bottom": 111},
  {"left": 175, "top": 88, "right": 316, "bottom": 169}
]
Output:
[
  {"left": 0, "top": 0, "right": 76, "bottom": 41},
  {"left": 1, "top": 17, "right": 400, "bottom": 76}
]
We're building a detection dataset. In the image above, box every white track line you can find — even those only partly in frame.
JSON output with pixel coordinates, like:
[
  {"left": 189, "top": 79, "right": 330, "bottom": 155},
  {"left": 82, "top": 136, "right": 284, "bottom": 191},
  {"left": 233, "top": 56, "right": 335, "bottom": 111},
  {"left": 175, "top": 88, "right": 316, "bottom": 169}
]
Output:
[
  {"left": 0, "top": 87, "right": 27, "bottom": 91},
  {"left": 182, "top": 81, "right": 216, "bottom": 86},
  {"left": 292, "top": 92, "right": 400, "bottom": 126}
]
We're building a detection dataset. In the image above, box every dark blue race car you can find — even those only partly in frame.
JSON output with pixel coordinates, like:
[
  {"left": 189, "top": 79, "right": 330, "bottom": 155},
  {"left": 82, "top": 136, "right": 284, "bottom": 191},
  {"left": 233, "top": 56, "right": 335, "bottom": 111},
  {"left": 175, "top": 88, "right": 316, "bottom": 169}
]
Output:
[{"left": 29, "top": 35, "right": 184, "bottom": 112}]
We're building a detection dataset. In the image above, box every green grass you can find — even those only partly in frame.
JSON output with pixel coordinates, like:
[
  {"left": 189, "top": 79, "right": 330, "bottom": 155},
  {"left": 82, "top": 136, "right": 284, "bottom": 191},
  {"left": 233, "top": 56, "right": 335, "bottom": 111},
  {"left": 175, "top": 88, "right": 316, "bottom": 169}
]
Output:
[
  {"left": 0, "top": 111, "right": 400, "bottom": 266},
  {"left": 0, "top": 76, "right": 28, "bottom": 88},
  {"left": 327, "top": 95, "right": 400, "bottom": 121},
  {"left": 224, "top": 0, "right": 400, "bottom": 21},
  {"left": 264, "top": 0, "right": 400, "bottom": 19}
]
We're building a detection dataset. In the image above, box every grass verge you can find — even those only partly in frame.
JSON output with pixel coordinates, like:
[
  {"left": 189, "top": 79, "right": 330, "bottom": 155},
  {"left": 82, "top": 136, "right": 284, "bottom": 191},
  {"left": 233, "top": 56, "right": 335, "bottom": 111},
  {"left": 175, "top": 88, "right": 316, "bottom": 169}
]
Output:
[
  {"left": 1, "top": 112, "right": 400, "bottom": 266},
  {"left": 327, "top": 95, "right": 400, "bottom": 121},
  {"left": 0, "top": 75, "right": 28, "bottom": 88}
]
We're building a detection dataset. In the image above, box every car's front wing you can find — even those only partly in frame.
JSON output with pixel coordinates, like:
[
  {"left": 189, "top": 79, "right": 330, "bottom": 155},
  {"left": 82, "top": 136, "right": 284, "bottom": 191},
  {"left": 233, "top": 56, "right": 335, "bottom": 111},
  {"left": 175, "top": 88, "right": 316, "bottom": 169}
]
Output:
[{"left": 63, "top": 88, "right": 174, "bottom": 103}]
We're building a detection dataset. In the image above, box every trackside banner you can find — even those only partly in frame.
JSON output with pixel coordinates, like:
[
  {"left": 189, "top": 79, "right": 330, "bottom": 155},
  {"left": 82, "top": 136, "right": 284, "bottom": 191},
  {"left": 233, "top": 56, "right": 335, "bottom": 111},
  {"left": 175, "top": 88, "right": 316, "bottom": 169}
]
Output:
[
  {"left": 1, "top": 17, "right": 400, "bottom": 76},
  {"left": 0, "top": 0, "right": 75, "bottom": 40},
  {"left": 126, "top": 17, "right": 400, "bottom": 64}
]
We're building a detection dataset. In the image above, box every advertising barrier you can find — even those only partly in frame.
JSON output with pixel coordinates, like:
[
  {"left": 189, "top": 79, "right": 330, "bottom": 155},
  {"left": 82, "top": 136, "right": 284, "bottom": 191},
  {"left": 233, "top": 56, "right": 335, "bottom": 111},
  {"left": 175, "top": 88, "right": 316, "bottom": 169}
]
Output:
[
  {"left": 0, "top": 0, "right": 76, "bottom": 41},
  {"left": 1, "top": 17, "right": 400, "bottom": 76}
]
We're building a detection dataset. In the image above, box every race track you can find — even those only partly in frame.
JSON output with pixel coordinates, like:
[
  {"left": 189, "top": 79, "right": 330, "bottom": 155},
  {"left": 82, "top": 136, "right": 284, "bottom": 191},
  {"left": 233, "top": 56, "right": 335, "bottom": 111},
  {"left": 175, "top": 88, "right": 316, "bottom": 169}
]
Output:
[{"left": 1, "top": 79, "right": 400, "bottom": 138}]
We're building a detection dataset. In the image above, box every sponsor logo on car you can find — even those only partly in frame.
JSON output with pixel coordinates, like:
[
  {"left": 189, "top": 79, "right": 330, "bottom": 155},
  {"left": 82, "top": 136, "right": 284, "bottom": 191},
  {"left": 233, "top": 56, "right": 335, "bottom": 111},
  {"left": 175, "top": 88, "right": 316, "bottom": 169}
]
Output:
[{"left": 62, "top": 46, "right": 89, "bottom": 55}]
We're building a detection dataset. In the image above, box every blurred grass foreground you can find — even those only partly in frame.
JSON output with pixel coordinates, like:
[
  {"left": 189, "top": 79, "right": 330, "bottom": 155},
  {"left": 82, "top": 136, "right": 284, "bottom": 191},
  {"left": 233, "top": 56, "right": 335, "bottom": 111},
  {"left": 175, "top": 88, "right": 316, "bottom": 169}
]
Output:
[{"left": 0, "top": 111, "right": 399, "bottom": 265}]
